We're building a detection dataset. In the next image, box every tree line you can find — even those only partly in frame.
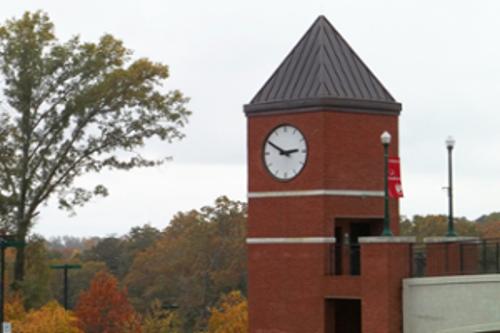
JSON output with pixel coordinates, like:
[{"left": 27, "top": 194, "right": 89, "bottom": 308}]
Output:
[
  {"left": 6, "top": 199, "right": 499, "bottom": 332},
  {"left": 400, "top": 213, "right": 500, "bottom": 241},
  {"left": 4, "top": 196, "right": 247, "bottom": 332}
]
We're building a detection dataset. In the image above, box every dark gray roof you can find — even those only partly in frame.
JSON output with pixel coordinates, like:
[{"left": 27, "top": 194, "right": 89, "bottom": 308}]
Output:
[{"left": 244, "top": 16, "right": 401, "bottom": 115}]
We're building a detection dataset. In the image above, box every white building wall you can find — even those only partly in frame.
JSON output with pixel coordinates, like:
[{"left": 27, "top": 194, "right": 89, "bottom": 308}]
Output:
[{"left": 403, "top": 274, "right": 500, "bottom": 333}]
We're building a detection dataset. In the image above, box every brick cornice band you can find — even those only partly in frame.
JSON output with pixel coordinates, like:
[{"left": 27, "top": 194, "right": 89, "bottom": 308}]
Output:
[
  {"left": 247, "top": 237, "right": 336, "bottom": 244},
  {"left": 248, "top": 189, "right": 384, "bottom": 199}
]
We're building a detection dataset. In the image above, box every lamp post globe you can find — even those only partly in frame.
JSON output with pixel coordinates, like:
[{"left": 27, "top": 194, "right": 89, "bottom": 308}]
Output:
[
  {"left": 381, "top": 131, "right": 392, "bottom": 145},
  {"left": 446, "top": 136, "right": 455, "bottom": 149},
  {"left": 381, "top": 131, "right": 393, "bottom": 237}
]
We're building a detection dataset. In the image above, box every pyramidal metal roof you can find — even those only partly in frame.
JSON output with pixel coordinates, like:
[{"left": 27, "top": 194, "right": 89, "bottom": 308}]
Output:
[{"left": 244, "top": 16, "right": 401, "bottom": 115}]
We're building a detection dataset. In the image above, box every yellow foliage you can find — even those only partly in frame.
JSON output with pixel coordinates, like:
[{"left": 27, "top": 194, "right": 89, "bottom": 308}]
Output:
[
  {"left": 142, "top": 299, "right": 181, "bottom": 333},
  {"left": 11, "top": 301, "right": 83, "bottom": 333},
  {"left": 5, "top": 294, "right": 26, "bottom": 322},
  {"left": 207, "top": 291, "right": 248, "bottom": 333}
]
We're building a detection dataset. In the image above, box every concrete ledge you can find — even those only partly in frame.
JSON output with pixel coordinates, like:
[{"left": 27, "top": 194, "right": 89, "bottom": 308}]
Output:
[
  {"left": 438, "top": 322, "right": 500, "bottom": 333},
  {"left": 246, "top": 237, "right": 336, "bottom": 244},
  {"left": 358, "top": 236, "right": 416, "bottom": 244},
  {"left": 424, "top": 236, "right": 480, "bottom": 244},
  {"left": 404, "top": 274, "right": 500, "bottom": 287}
]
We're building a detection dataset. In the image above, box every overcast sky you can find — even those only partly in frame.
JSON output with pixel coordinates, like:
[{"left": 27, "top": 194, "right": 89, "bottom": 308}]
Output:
[{"left": 2, "top": 0, "right": 499, "bottom": 237}]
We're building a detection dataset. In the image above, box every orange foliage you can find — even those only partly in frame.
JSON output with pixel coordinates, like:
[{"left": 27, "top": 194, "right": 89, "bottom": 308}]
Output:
[
  {"left": 75, "top": 270, "right": 141, "bottom": 333},
  {"left": 207, "top": 291, "right": 248, "bottom": 333},
  {"left": 5, "top": 294, "right": 26, "bottom": 322}
]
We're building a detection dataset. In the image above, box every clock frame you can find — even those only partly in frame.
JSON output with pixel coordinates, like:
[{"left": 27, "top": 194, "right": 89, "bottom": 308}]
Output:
[{"left": 262, "top": 124, "right": 308, "bottom": 181}]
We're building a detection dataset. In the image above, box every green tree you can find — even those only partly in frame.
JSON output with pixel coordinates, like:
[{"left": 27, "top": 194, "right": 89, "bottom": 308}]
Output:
[
  {"left": 125, "top": 197, "right": 247, "bottom": 332},
  {"left": 81, "top": 237, "right": 128, "bottom": 277},
  {"left": 80, "top": 225, "right": 161, "bottom": 279},
  {"left": 120, "top": 225, "right": 162, "bottom": 278},
  {"left": 124, "top": 224, "right": 161, "bottom": 257},
  {"left": 18, "top": 235, "right": 52, "bottom": 308},
  {"left": 0, "top": 11, "right": 190, "bottom": 282}
]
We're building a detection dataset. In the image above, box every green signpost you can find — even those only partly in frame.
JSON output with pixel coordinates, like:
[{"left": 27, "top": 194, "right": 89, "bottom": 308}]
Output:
[
  {"left": 0, "top": 236, "right": 25, "bottom": 333},
  {"left": 50, "top": 264, "right": 82, "bottom": 310}
]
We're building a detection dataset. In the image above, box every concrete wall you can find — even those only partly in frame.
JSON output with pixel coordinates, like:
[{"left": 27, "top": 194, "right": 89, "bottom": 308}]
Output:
[{"left": 403, "top": 275, "right": 500, "bottom": 333}]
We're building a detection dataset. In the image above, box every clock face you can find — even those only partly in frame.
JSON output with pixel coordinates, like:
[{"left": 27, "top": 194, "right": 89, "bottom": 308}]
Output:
[{"left": 263, "top": 124, "right": 308, "bottom": 181}]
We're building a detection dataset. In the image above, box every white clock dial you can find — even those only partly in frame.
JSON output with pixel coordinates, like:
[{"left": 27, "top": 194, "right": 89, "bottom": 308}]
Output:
[{"left": 263, "top": 124, "right": 307, "bottom": 181}]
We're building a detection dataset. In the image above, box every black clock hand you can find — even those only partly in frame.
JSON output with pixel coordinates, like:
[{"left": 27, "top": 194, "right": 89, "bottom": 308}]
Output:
[
  {"left": 268, "top": 141, "right": 287, "bottom": 155},
  {"left": 282, "top": 148, "right": 299, "bottom": 155}
]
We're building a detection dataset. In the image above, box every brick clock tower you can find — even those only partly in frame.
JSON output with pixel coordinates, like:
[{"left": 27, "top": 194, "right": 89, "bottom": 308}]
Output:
[{"left": 245, "top": 16, "right": 409, "bottom": 333}]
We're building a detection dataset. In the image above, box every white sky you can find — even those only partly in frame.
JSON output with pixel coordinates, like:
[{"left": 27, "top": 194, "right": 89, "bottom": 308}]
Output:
[{"left": 2, "top": 0, "right": 499, "bottom": 237}]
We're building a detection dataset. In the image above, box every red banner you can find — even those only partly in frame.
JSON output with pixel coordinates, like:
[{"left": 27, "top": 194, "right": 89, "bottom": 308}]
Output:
[{"left": 388, "top": 157, "right": 404, "bottom": 198}]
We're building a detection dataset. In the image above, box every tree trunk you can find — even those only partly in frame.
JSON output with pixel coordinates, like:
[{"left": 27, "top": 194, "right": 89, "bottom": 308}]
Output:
[{"left": 14, "top": 230, "right": 27, "bottom": 285}]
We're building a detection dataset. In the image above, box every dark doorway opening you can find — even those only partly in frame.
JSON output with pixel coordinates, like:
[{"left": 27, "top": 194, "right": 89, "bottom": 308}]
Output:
[
  {"left": 349, "top": 223, "right": 371, "bottom": 275},
  {"left": 349, "top": 223, "right": 372, "bottom": 244},
  {"left": 334, "top": 227, "right": 343, "bottom": 274},
  {"left": 332, "top": 218, "right": 382, "bottom": 276},
  {"left": 325, "top": 298, "right": 361, "bottom": 333}
]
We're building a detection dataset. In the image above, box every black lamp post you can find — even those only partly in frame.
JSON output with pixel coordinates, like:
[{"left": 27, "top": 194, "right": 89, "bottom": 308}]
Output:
[
  {"left": 0, "top": 236, "right": 24, "bottom": 333},
  {"left": 50, "top": 264, "right": 82, "bottom": 310},
  {"left": 381, "top": 131, "right": 393, "bottom": 237},
  {"left": 446, "top": 136, "right": 457, "bottom": 237}
]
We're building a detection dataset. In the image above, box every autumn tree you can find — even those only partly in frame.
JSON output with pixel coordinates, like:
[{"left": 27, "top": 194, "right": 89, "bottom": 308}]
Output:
[
  {"left": 207, "top": 291, "right": 248, "bottom": 333},
  {"left": 10, "top": 300, "right": 82, "bottom": 333},
  {"left": 474, "top": 212, "right": 500, "bottom": 239},
  {"left": 400, "top": 215, "right": 478, "bottom": 242},
  {"left": 81, "top": 236, "right": 128, "bottom": 277},
  {"left": 50, "top": 260, "right": 107, "bottom": 309},
  {"left": 5, "top": 293, "right": 26, "bottom": 323},
  {"left": 476, "top": 212, "right": 500, "bottom": 225},
  {"left": 75, "top": 270, "right": 141, "bottom": 333},
  {"left": 125, "top": 196, "right": 247, "bottom": 332},
  {"left": 0, "top": 11, "right": 190, "bottom": 282},
  {"left": 478, "top": 220, "right": 500, "bottom": 239},
  {"left": 142, "top": 299, "right": 181, "bottom": 333},
  {"left": 80, "top": 225, "right": 161, "bottom": 278}
]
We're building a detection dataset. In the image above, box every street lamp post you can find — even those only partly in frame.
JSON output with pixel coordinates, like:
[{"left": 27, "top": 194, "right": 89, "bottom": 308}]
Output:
[
  {"left": 50, "top": 264, "right": 82, "bottom": 310},
  {"left": 0, "top": 240, "right": 5, "bottom": 333},
  {"left": 446, "top": 136, "right": 457, "bottom": 237},
  {"left": 381, "top": 131, "right": 393, "bottom": 237},
  {"left": 0, "top": 236, "right": 24, "bottom": 333}
]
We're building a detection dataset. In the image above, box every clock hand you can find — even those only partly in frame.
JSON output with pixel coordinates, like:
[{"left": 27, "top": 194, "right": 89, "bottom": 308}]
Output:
[
  {"left": 268, "top": 141, "right": 287, "bottom": 155},
  {"left": 282, "top": 148, "right": 299, "bottom": 155}
]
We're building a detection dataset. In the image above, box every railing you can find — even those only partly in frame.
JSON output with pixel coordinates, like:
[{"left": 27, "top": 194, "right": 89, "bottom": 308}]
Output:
[
  {"left": 327, "top": 244, "right": 361, "bottom": 276},
  {"left": 411, "top": 239, "right": 500, "bottom": 277}
]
